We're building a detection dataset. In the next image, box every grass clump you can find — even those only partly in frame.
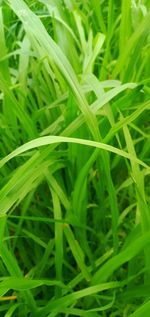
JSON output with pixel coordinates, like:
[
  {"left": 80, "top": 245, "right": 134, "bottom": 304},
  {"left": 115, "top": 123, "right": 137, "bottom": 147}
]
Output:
[{"left": 0, "top": 0, "right": 150, "bottom": 316}]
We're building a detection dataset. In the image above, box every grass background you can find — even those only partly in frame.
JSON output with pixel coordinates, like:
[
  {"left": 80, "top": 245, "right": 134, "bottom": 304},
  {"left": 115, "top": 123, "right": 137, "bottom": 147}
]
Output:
[{"left": 0, "top": 0, "right": 150, "bottom": 316}]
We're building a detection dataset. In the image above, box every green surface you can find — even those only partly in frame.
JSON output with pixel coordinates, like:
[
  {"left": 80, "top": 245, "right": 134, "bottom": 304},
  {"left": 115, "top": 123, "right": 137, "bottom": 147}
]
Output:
[{"left": 0, "top": 0, "right": 150, "bottom": 316}]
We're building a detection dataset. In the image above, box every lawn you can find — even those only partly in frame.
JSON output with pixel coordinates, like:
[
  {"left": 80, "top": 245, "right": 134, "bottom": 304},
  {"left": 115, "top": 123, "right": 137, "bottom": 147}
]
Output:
[{"left": 0, "top": 0, "right": 150, "bottom": 316}]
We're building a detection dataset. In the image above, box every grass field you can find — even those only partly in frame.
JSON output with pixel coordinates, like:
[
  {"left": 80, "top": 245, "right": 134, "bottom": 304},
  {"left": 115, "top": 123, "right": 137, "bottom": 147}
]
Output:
[{"left": 0, "top": 0, "right": 150, "bottom": 316}]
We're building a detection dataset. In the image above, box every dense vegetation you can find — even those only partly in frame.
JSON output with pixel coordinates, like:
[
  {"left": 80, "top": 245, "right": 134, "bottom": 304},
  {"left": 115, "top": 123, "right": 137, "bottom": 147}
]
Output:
[{"left": 0, "top": 0, "right": 150, "bottom": 316}]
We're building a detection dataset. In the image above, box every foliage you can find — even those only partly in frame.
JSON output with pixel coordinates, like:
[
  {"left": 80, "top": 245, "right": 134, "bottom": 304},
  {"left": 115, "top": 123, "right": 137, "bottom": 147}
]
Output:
[{"left": 0, "top": 0, "right": 150, "bottom": 316}]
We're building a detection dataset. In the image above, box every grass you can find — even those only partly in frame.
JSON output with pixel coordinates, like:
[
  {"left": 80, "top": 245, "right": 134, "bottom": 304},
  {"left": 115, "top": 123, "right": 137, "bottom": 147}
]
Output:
[{"left": 0, "top": 0, "right": 150, "bottom": 316}]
